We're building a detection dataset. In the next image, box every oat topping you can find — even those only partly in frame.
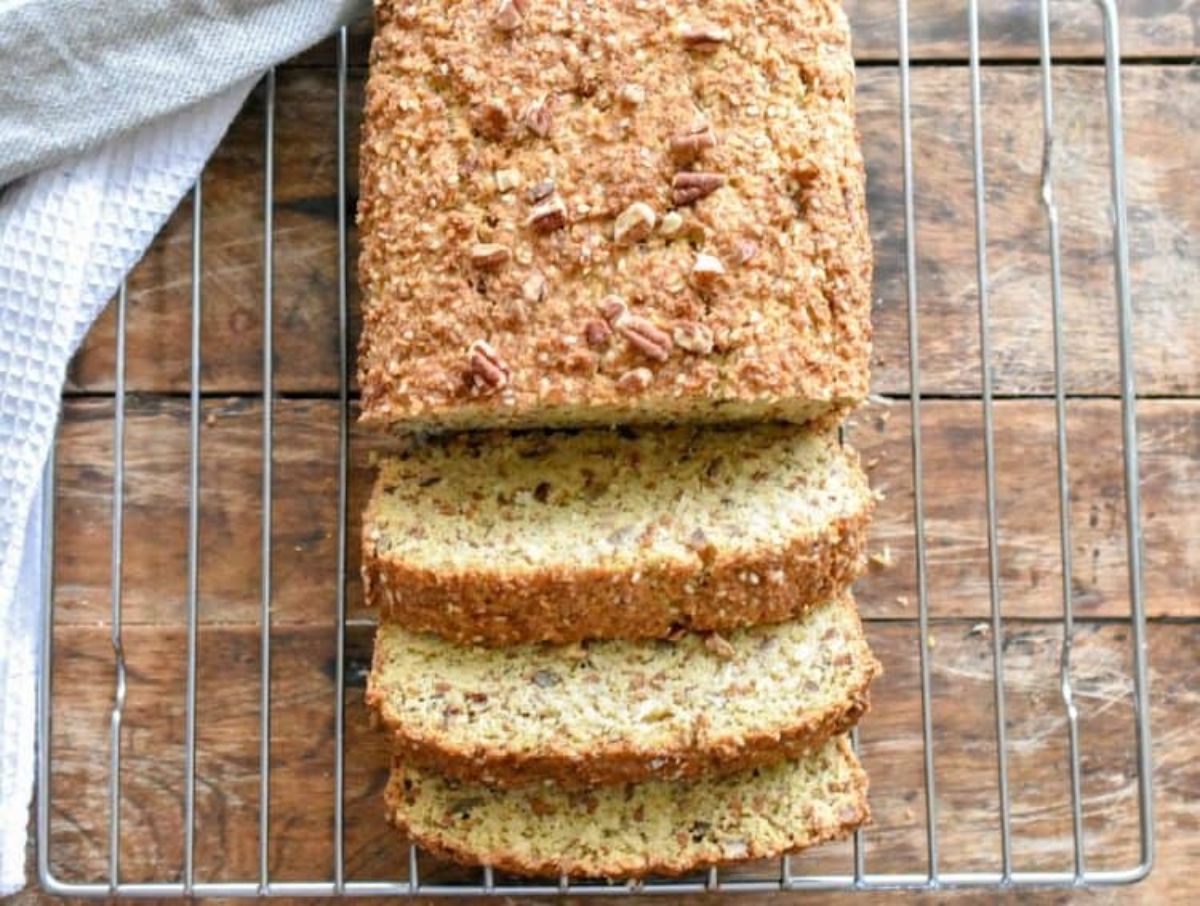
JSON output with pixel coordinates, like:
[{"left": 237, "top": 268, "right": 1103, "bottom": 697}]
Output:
[{"left": 672, "top": 321, "right": 715, "bottom": 355}]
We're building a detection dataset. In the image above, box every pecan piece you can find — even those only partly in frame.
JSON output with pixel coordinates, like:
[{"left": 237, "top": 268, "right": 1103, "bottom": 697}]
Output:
[
  {"left": 672, "top": 320, "right": 714, "bottom": 355},
  {"left": 472, "top": 98, "right": 511, "bottom": 141},
  {"left": 691, "top": 253, "right": 726, "bottom": 288},
  {"left": 527, "top": 197, "right": 567, "bottom": 233},
  {"left": 469, "top": 243, "right": 511, "bottom": 269},
  {"left": 672, "top": 172, "right": 726, "bottom": 206},
  {"left": 599, "top": 295, "right": 628, "bottom": 323},
  {"left": 616, "top": 314, "right": 672, "bottom": 362},
  {"left": 522, "top": 95, "right": 554, "bottom": 137},
  {"left": 584, "top": 318, "right": 612, "bottom": 347},
  {"left": 525, "top": 178, "right": 556, "bottom": 203},
  {"left": 491, "top": 0, "right": 523, "bottom": 32},
  {"left": 680, "top": 22, "right": 732, "bottom": 52},
  {"left": 613, "top": 201, "right": 657, "bottom": 244},
  {"left": 616, "top": 367, "right": 654, "bottom": 394},
  {"left": 467, "top": 339, "right": 509, "bottom": 389},
  {"left": 669, "top": 122, "right": 717, "bottom": 163}
]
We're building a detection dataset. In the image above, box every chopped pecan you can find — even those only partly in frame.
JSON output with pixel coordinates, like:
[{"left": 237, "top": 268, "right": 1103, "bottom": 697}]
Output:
[
  {"left": 672, "top": 320, "right": 714, "bottom": 355},
  {"left": 619, "top": 83, "right": 646, "bottom": 107},
  {"left": 467, "top": 339, "right": 510, "bottom": 389},
  {"left": 616, "top": 367, "right": 654, "bottom": 394},
  {"left": 599, "top": 295, "right": 628, "bottom": 323},
  {"left": 704, "top": 633, "right": 736, "bottom": 659},
  {"left": 469, "top": 243, "right": 511, "bottom": 269},
  {"left": 491, "top": 0, "right": 523, "bottom": 32},
  {"left": 584, "top": 318, "right": 612, "bottom": 347},
  {"left": 680, "top": 22, "right": 731, "bottom": 52},
  {"left": 659, "top": 211, "right": 684, "bottom": 236},
  {"left": 669, "top": 122, "right": 717, "bottom": 163},
  {"left": 616, "top": 314, "right": 672, "bottom": 362},
  {"left": 527, "top": 197, "right": 567, "bottom": 233},
  {"left": 613, "top": 201, "right": 657, "bottom": 244},
  {"left": 472, "top": 98, "right": 511, "bottom": 141},
  {"left": 525, "top": 178, "right": 556, "bottom": 203},
  {"left": 691, "top": 252, "right": 726, "bottom": 288},
  {"left": 522, "top": 95, "right": 554, "bottom": 137},
  {"left": 521, "top": 270, "right": 546, "bottom": 303},
  {"left": 672, "top": 171, "right": 726, "bottom": 206}
]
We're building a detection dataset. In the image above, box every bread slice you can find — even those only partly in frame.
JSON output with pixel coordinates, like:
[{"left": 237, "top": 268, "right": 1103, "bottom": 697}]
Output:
[
  {"left": 367, "top": 594, "right": 878, "bottom": 789},
  {"left": 363, "top": 424, "right": 872, "bottom": 645},
  {"left": 385, "top": 736, "right": 868, "bottom": 880}
]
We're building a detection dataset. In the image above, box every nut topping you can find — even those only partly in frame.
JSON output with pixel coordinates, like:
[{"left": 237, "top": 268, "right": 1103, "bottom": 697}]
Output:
[
  {"left": 616, "top": 367, "right": 654, "bottom": 394},
  {"left": 494, "top": 168, "right": 522, "bottom": 193},
  {"left": 599, "top": 295, "right": 628, "bottom": 323},
  {"left": 691, "top": 252, "right": 726, "bottom": 287},
  {"left": 680, "top": 22, "right": 732, "bottom": 52},
  {"left": 522, "top": 271, "right": 546, "bottom": 302},
  {"left": 704, "top": 633, "right": 737, "bottom": 659},
  {"left": 619, "top": 83, "right": 646, "bottom": 107},
  {"left": 522, "top": 96, "right": 554, "bottom": 137},
  {"left": 659, "top": 211, "right": 684, "bottom": 236},
  {"left": 672, "top": 320, "right": 715, "bottom": 355},
  {"left": 491, "top": 0, "right": 523, "bottom": 32},
  {"left": 613, "top": 201, "right": 657, "bottom": 244},
  {"left": 669, "top": 121, "right": 717, "bottom": 163},
  {"left": 468, "top": 339, "right": 510, "bottom": 389},
  {"left": 526, "top": 179, "right": 556, "bottom": 203},
  {"left": 616, "top": 313, "right": 672, "bottom": 362},
  {"left": 469, "top": 243, "right": 512, "bottom": 269},
  {"left": 472, "top": 98, "right": 511, "bottom": 140},
  {"left": 584, "top": 318, "right": 612, "bottom": 347},
  {"left": 672, "top": 171, "right": 726, "bottom": 206},
  {"left": 527, "top": 196, "right": 568, "bottom": 233}
]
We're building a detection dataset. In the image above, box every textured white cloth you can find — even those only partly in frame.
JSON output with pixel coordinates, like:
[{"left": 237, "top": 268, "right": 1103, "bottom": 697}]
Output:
[{"left": 0, "top": 0, "right": 366, "bottom": 892}]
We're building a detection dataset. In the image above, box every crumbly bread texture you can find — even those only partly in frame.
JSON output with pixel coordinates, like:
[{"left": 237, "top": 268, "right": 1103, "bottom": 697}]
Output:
[
  {"left": 362, "top": 425, "right": 872, "bottom": 645},
  {"left": 385, "top": 735, "right": 868, "bottom": 879},
  {"left": 358, "top": 0, "right": 871, "bottom": 432},
  {"left": 367, "top": 594, "right": 879, "bottom": 789}
]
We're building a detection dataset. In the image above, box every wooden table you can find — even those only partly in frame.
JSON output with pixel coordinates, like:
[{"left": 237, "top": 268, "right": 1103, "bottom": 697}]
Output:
[{"left": 25, "top": 1, "right": 1197, "bottom": 903}]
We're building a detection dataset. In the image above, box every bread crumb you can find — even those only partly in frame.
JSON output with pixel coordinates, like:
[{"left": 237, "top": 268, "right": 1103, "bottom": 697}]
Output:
[{"left": 869, "top": 546, "right": 895, "bottom": 571}]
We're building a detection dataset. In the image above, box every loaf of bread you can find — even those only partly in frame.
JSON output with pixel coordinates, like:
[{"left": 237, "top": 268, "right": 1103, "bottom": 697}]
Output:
[
  {"left": 367, "top": 594, "right": 878, "bottom": 789},
  {"left": 363, "top": 424, "right": 872, "bottom": 645},
  {"left": 358, "top": 0, "right": 871, "bottom": 432},
  {"left": 386, "top": 735, "right": 867, "bottom": 880}
]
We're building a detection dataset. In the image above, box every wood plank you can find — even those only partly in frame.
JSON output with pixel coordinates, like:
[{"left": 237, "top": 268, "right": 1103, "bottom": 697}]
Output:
[
  {"left": 51, "top": 397, "right": 1198, "bottom": 626},
  {"left": 64, "top": 65, "right": 1197, "bottom": 397},
  {"left": 290, "top": 2, "right": 1200, "bottom": 68},
  {"left": 40, "top": 619, "right": 1194, "bottom": 898}
]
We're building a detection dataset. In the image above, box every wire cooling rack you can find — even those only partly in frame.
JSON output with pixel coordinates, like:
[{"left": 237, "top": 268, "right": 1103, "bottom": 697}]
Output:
[{"left": 36, "top": 0, "right": 1153, "bottom": 896}]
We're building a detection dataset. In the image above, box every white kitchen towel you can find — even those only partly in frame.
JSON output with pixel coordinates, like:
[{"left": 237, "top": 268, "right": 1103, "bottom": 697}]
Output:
[{"left": 0, "top": 0, "right": 367, "bottom": 892}]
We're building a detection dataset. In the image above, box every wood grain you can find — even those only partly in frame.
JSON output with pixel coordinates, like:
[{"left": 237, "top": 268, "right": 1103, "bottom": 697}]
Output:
[
  {"left": 289, "top": 2, "right": 1200, "bottom": 67},
  {"left": 39, "top": 620, "right": 1193, "bottom": 898},
  {"left": 63, "top": 65, "right": 1199, "bottom": 397},
  {"left": 50, "top": 397, "right": 1199, "bottom": 626}
]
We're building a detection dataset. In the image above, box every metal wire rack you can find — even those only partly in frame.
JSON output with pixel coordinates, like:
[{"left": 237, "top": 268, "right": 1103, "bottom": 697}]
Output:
[{"left": 36, "top": 0, "right": 1153, "bottom": 896}]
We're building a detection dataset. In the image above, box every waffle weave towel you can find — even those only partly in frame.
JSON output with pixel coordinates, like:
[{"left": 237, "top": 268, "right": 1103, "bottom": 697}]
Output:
[{"left": 0, "top": 0, "right": 365, "bottom": 892}]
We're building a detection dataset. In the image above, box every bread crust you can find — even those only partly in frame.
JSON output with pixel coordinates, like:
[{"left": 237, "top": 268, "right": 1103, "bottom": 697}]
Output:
[
  {"left": 383, "top": 737, "right": 870, "bottom": 880},
  {"left": 363, "top": 503, "right": 873, "bottom": 646},
  {"left": 366, "top": 600, "right": 880, "bottom": 789}
]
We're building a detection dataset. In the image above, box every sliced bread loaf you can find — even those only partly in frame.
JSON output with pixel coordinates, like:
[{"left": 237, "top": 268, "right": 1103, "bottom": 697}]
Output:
[
  {"left": 367, "top": 594, "right": 878, "bottom": 789},
  {"left": 363, "top": 424, "right": 873, "bottom": 645},
  {"left": 385, "top": 736, "right": 868, "bottom": 880}
]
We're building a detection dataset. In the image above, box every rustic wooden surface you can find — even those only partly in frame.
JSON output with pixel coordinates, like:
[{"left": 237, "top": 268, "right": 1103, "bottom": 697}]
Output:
[{"left": 26, "top": 1, "right": 1198, "bottom": 903}]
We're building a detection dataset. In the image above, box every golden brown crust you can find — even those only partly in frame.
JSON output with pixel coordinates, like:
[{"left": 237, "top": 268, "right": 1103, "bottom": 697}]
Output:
[
  {"left": 363, "top": 503, "right": 872, "bottom": 646},
  {"left": 357, "top": 0, "right": 872, "bottom": 432},
  {"left": 383, "top": 737, "right": 871, "bottom": 880}
]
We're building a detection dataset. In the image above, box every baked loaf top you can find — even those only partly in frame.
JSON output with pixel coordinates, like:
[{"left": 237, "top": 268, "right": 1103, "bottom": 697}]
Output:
[
  {"left": 367, "top": 594, "right": 879, "bottom": 788},
  {"left": 358, "top": 0, "right": 871, "bottom": 431},
  {"left": 363, "top": 424, "right": 873, "bottom": 644},
  {"left": 385, "top": 735, "right": 868, "bottom": 880}
]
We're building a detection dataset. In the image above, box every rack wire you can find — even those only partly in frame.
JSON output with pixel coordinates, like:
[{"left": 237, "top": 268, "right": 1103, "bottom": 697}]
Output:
[{"left": 36, "top": 0, "right": 1153, "bottom": 895}]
